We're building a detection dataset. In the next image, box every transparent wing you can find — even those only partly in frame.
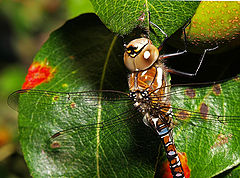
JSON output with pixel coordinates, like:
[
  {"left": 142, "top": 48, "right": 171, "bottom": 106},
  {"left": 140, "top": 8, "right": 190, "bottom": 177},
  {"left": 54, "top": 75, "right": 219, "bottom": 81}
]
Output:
[
  {"left": 8, "top": 89, "right": 130, "bottom": 111},
  {"left": 174, "top": 77, "right": 239, "bottom": 134},
  {"left": 8, "top": 76, "right": 240, "bottom": 176},
  {"left": 154, "top": 77, "right": 240, "bottom": 176},
  {"left": 8, "top": 89, "right": 159, "bottom": 177},
  {"left": 8, "top": 77, "right": 240, "bottom": 148},
  {"left": 149, "top": 77, "right": 240, "bottom": 132},
  {"left": 7, "top": 89, "right": 138, "bottom": 143},
  {"left": 8, "top": 89, "right": 159, "bottom": 149}
]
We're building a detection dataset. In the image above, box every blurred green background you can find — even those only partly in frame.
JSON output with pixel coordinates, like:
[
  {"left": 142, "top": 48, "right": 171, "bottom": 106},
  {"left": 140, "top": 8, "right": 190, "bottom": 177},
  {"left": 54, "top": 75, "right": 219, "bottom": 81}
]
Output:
[{"left": 0, "top": 0, "right": 93, "bottom": 177}]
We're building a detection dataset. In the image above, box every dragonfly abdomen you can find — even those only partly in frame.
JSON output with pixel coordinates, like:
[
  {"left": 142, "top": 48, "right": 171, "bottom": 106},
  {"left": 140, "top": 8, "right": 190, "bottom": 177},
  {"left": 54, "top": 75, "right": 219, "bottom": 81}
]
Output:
[
  {"left": 145, "top": 112, "right": 185, "bottom": 178},
  {"left": 128, "top": 62, "right": 185, "bottom": 177},
  {"left": 160, "top": 128, "right": 185, "bottom": 178}
]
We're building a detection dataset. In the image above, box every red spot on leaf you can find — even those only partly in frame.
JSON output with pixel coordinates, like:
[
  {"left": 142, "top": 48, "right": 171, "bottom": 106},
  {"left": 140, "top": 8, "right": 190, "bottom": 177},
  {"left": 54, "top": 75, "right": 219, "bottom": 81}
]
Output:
[
  {"left": 161, "top": 152, "right": 191, "bottom": 178},
  {"left": 22, "top": 59, "right": 56, "bottom": 89}
]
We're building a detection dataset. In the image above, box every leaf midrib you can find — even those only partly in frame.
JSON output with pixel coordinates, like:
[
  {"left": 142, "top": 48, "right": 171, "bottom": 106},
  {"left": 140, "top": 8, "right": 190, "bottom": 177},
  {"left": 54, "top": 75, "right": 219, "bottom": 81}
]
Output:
[{"left": 96, "top": 35, "right": 118, "bottom": 177}]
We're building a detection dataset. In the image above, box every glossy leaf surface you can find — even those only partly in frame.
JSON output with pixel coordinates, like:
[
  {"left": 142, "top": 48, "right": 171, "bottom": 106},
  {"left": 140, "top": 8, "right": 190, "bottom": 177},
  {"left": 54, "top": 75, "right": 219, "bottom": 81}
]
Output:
[
  {"left": 9, "top": 14, "right": 159, "bottom": 177},
  {"left": 171, "top": 80, "right": 240, "bottom": 177},
  {"left": 90, "top": 0, "right": 199, "bottom": 45}
]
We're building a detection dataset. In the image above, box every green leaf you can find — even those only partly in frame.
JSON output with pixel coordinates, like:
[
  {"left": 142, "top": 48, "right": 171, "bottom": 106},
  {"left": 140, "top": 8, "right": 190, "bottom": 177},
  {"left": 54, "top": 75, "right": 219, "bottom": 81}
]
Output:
[
  {"left": 171, "top": 78, "right": 240, "bottom": 177},
  {"left": 185, "top": 1, "right": 240, "bottom": 52},
  {"left": 9, "top": 13, "right": 240, "bottom": 177},
  {"left": 90, "top": 0, "right": 199, "bottom": 45},
  {"left": 10, "top": 14, "right": 159, "bottom": 177}
]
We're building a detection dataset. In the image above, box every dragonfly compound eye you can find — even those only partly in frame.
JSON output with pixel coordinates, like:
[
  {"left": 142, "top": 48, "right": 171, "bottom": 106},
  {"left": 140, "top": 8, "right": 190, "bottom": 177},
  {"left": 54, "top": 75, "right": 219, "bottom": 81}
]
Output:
[{"left": 124, "top": 38, "right": 159, "bottom": 72}]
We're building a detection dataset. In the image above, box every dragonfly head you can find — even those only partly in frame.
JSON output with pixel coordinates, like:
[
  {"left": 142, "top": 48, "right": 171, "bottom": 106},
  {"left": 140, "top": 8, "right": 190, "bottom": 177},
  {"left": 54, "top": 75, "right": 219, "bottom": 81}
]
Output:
[{"left": 124, "top": 38, "right": 159, "bottom": 72}]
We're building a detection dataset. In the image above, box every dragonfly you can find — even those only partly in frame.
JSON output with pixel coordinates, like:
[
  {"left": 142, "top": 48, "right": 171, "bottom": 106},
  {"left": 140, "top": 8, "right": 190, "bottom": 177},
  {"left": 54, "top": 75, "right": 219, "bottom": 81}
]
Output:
[
  {"left": 122, "top": 32, "right": 239, "bottom": 177},
  {"left": 8, "top": 23, "right": 240, "bottom": 178},
  {"left": 8, "top": 72, "right": 240, "bottom": 177}
]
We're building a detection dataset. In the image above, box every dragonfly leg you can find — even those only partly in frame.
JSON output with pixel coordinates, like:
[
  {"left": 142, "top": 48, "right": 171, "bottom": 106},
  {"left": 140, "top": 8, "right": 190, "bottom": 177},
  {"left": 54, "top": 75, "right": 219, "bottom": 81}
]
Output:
[
  {"left": 148, "top": 10, "right": 169, "bottom": 51},
  {"left": 158, "top": 20, "right": 191, "bottom": 58},
  {"left": 167, "top": 46, "right": 218, "bottom": 77},
  {"left": 149, "top": 16, "right": 219, "bottom": 77},
  {"left": 149, "top": 21, "right": 168, "bottom": 52},
  {"left": 150, "top": 21, "right": 168, "bottom": 39},
  {"left": 157, "top": 19, "right": 218, "bottom": 77}
]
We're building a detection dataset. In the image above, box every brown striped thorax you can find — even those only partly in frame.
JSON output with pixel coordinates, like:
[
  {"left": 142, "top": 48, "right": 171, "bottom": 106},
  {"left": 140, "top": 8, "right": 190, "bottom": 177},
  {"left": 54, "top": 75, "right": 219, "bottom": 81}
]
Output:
[
  {"left": 128, "top": 65, "right": 170, "bottom": 102},
  {"left": 124, "top": 38, "right": 159, "bottom": 72},
  {"left": 128, "top": 65, "right": 172, "bottom": 126}
]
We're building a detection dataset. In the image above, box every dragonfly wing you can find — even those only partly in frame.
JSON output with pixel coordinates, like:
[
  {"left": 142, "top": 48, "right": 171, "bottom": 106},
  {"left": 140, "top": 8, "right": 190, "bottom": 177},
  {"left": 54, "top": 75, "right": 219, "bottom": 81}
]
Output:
[
  {"left": 9, "top": 89, "right": 160, "bottom": 177},
  {"left": 167, "top": 76, "right": 240, "bottom": 177}
]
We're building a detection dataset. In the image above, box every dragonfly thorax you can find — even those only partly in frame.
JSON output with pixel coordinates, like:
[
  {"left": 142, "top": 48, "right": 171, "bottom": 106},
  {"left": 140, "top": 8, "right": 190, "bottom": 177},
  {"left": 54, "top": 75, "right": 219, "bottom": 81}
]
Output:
[
  {"left": 129, "top": 90, "right": 152, "bottom": 113},
  {"left": 128, "top": 64, "right": 173, "bottom": 131}
]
